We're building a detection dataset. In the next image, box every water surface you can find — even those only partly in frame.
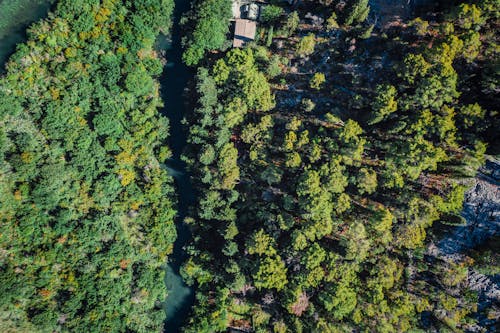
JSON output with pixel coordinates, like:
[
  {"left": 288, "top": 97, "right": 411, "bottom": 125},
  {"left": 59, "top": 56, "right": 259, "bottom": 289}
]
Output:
[
  {"left": 158, "top": 0, "right": 197, "bottom": 331},
  {"left": 0, "top": 0, "right": 55, "bottom": 69}
]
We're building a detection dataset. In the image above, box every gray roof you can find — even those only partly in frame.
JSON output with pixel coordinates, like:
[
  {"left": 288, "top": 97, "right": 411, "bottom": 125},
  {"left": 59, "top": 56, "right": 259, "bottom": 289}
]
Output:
[{"left": 233, "top": 19, "right": 256, "bottom": 47}]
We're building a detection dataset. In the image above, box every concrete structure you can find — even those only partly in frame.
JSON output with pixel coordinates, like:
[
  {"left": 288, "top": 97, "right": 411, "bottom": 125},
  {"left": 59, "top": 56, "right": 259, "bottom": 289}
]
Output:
[
  {"left": 232, "top": 0, "right": 261, "bottom": 20},
  {"left": 241, "top": 3, "right": 260, "bottom": 20},
  {"left": 232, "top": 19, "right": 256, "bottom": 48}
]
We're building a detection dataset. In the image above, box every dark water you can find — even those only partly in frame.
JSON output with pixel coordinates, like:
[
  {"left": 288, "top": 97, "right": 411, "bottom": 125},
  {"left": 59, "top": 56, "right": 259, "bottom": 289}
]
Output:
[
  {"left": 158, "top": 0, "right": 196, "bottom": 331},
  {"left": 0, "top": 0, "right": 55, "bottom": 69}
]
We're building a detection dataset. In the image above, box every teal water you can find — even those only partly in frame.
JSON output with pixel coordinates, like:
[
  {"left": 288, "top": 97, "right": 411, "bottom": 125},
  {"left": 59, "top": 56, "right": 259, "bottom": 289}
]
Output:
[
  {"left": 158, "top": 0, "right": 196, "bottom": 330},
  {"left": 0, "top": 0, "right": 196, "bottom": 331},
  {"left": 0, "top": 0, "right": 55, "bottom": 69}
]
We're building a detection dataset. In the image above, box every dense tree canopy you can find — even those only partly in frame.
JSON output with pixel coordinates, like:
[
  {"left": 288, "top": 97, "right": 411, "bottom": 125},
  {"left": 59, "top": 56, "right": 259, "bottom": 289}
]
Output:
[
  {"left": 0, "top": 0, "right": 176, "bottom": 331},
  {"left": 181, "top": 0, "right": 232, "bottom": 66},
  {"left": 1, "top": 0, "right": 498, "bottom": 332}
]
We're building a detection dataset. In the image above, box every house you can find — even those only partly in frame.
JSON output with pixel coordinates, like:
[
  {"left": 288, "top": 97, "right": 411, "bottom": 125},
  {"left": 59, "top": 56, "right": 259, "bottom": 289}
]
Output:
[
  {"left": 232, "top": 0, "right": 261, "bottom": 20},
  {"left": 232, "top": 19, "right": 257, "bottom": 48},
  {"left": 241, "top": 3, "right": 260, "bottom": 20},
  {"left": 231, "top": 1, "right": 260, "bottom": 48}
]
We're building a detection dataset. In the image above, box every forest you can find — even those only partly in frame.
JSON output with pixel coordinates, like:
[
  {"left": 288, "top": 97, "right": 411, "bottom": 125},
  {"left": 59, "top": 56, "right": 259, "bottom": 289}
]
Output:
[
  {"left": 179, "top": 0, "right": 499, "bottom": 332},
  {"left": 0, "top": 0, "right": 177, "bottom": 331},
  {"left": 0, "top": 0, "right": 498, "bottom": 332}
]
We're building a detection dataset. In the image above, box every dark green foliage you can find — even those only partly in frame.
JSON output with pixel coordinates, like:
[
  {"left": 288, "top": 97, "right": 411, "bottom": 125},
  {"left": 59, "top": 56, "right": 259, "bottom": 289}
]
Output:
[
  {"left": 181, "top": 0, "right": 232, "bottom": 66},
  {"left": 0, "top": 1, "right": 176, "bottom": 331},
  {"left": 260, "top": 5, "right": 284, "bottom": 23}
]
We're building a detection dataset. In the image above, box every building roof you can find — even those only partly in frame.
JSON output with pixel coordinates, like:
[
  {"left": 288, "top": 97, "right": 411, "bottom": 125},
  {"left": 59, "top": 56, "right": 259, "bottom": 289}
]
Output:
[
  {"left": 233, "top": 19, "right": 256, "bottom": 48},
  {"left": 245, "top": 3, "right": 259, "bottom": 20}
]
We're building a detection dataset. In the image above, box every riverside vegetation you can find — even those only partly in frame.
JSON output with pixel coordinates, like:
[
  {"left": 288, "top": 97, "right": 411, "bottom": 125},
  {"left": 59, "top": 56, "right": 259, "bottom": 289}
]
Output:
[{"left": 0, "top": 0, "right": 177, "bottom": 331}]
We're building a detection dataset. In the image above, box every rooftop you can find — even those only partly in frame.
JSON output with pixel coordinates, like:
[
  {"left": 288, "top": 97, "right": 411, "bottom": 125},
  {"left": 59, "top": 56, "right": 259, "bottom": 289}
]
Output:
[{"left": 233, "top": 19, "right": 256, "bottom": 48}]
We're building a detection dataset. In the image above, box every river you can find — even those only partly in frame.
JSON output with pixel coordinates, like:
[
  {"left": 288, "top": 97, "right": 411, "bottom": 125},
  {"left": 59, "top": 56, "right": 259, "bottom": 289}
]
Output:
[
  {"left": 0, "top": 0, "right": 55, "bottom": 69},
  {"left": 0, "top": 0, "right": 195, "bottom": 331},
  {"left": 157, "top": 0, "right": 197, "bottom": 331}
]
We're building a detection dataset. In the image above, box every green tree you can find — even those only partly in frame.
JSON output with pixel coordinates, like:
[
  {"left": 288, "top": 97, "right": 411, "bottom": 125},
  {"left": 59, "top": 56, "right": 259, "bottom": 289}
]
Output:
[
  {"left": 260, "top": 5, "right": 283, "bottom": 23},
  {"left": 369, "top": 84, "right": 398, "bottom": 124},
  {"left": 182, "top": 0, "right": 232, "bottom": 66},
  {"left": 356, "top": 167, "right": 377, "bottom": 194},
  {"left": 310, "top": 72, "right": 326, "bottom": 90},
  {"left": 253, "top": 256, "right": 288, "bottom": 291},
  {"left": 296, "top": 33, "right": 316, "bottom": 57}
]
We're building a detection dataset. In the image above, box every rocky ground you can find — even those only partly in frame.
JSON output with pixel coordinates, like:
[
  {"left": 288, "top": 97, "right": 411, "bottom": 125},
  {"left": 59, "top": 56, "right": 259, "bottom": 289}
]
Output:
[
  {"left": 427, "top": 157, "right": 500, "bottom": 331},
  {"left": 368, "top": 0, "right": 437, "bottom": 28},
  {"left": 434, "top": 159, "right": 500, "bottom": 257}
]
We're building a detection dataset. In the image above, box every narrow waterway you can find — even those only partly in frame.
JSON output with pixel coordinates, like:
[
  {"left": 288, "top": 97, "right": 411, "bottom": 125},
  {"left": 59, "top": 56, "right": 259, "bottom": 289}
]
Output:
[{"left": 157, "top": 0, "right": 196, "bottom": 331}]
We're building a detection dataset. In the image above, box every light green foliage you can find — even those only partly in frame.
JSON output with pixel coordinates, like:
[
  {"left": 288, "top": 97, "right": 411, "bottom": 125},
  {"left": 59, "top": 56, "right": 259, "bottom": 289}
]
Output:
[
  {"left": 286, "top": 151, "right": 302, "bottom": 168},
  {"left": 357, "top": 167, "right": 377, "bottom": 195},
  {"left": 402, "top": 53, "right": 431, "bottom": 84},
  {"left": 369, "top": 84, "right": 398, "bottom": 124},
  {"left": 310, "top": 72, "right": 326, "bottom": 90},
  {"left": 266, "top": 25, "right": 274, "bottom": 47},
  {"left": 301, "top": 98, "right": 316, "bottom": 112},
  {"left": 0, "top": 1, "right": 176, "bottom": 331},
  {"left": 342, "top": 222, "right": 371, "bottom": 261},
  {"left": 260, "top": 5, "right": 283, "bottom": 23},
  {"left": 284, "top": 11, "right": 300, "bottom": 36},
  {"left": 267, "top": 54, "right": 284, "bottom": 78},
  {"left": 296, "top": 33, "right": 316, "bottom": 57},
  {"left": 458, "top": 103, "right": 485, "bottom": 129},
  {"left": 326, "top": 11, "right": 339, "bottom": 30},
  {"left": 370, "top": 208, "right": 393, "bottom": 245},
  {"left": 451, "top": 3, "right": 484, "bottom": 29},
  {"left": 432, "top": 184, "right": 466, "bottom": 214},
  {"left": 303, "top": 243, "right": 326, "bottom": 270},
  {"left": 218, "top": 143, "right": 240, "bottom": 189},
  {"left": 254, "top": 256, "right": 288, "bottom": 290},
  {"left": 340, "top": 119, "right": 363, "bottom": 143},
  {"left": 343, "top": 0, "right": 370, "bottom": 26},
  {"left": 214, "top": 48, "right": 275, "bottom": 111},
  {"left": 241, "top": 115, "right": 274, "bottom": 144},
  {"left": 320, "top": 283, "right": 358, "bottom": 320},
  {"left": 247, "top": 229, "right": 277, "bottom": 256},
  {"left": 284, "top": 131, "right": 297, "bottom": 151},
  {"left": 410, "top": 17, "right": 430, "bottom": 36},
  {"left": 461, "top": 31, "right": 481, "bottom": 62},
  {"left": 199, "top": 144, "right": 216, "bottom": 165}
]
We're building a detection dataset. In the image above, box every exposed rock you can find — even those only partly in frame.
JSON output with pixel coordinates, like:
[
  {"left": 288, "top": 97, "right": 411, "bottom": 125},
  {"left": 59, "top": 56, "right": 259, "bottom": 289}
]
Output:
[
  {"left": 304, "top": 12, "right": 324, "bottom": 27},
  {"left": 427, "top": 157, "right": 500, "bottom": 331},
  {"left": 468, "top": 270, "right": 500, "bottom": 301},
  {"left": 434, "top": 160, "right": 500, "bottom": 257}
]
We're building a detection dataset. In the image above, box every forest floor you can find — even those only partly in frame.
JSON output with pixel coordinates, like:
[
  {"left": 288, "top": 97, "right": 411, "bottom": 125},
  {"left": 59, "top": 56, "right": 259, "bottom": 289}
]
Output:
[{"left": 368, "top": 0, "right": 437, "bottom": 29}]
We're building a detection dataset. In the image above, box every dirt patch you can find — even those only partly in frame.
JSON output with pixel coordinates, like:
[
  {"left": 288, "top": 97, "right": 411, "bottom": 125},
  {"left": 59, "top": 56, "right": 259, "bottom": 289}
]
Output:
[
  {"left": 369, "top": 0, "right": 411, "bottom": 28},
  {"left": 369, "top": 0, "right": 437, "bottom": 29}
]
